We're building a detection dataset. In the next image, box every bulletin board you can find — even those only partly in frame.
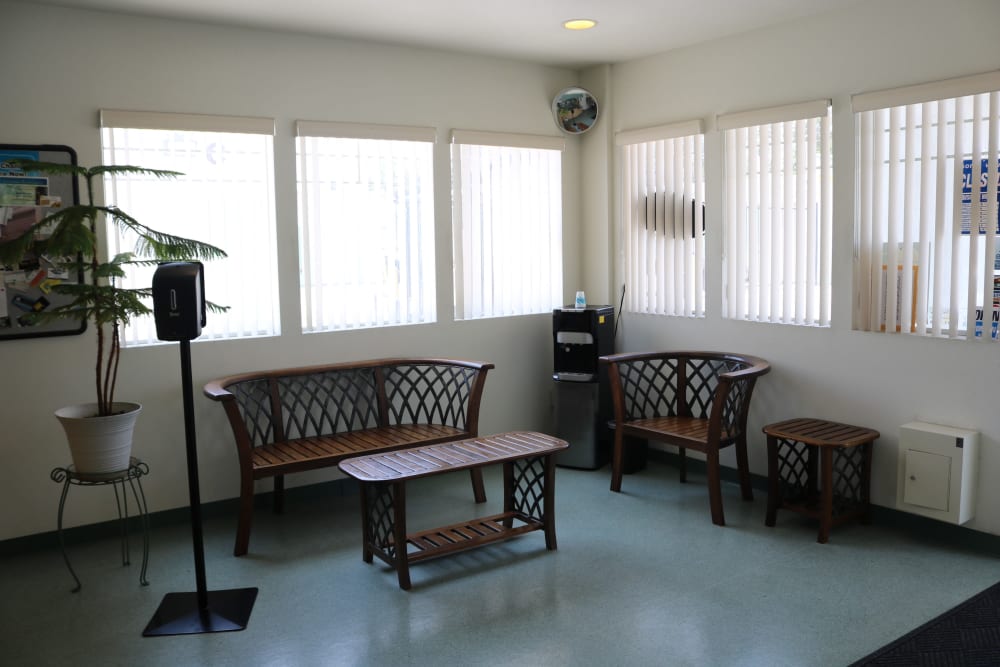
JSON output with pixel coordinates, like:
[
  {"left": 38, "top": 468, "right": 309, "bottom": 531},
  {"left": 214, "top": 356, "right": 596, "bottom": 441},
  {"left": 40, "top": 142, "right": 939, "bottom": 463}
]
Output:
[{"left": 0, "top": 143, "right": 86, "bottom": 340}]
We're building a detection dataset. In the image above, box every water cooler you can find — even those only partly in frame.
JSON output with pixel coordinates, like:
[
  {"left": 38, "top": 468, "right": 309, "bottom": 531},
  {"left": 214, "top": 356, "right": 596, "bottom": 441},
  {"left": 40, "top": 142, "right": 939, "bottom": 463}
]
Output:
[{"left": 552, "top": 305, "right": 614, "bottom": 469}]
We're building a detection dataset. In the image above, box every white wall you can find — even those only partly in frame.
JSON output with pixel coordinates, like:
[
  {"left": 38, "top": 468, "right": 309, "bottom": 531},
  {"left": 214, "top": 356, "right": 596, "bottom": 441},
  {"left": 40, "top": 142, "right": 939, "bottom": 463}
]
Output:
[
  {"left": 604, "top": 0, "right": 1000, "bottom": 534},
  {"left": 0, "top": 1, "right": 580, "bottom": 540},
  {"left": 5, "top": 0, "right": 1000, "bottom": 543}
]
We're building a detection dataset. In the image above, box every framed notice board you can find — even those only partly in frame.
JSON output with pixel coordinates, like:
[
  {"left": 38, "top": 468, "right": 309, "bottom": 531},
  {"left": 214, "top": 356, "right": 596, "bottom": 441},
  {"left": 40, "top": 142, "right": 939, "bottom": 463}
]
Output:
[{"left": 0, "top": 143, "right": 86, "bottom": 340}]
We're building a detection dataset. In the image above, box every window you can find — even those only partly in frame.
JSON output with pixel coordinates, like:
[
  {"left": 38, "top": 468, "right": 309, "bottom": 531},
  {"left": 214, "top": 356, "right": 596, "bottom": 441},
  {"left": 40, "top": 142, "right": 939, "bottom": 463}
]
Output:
[
  {"left": 451, "top": 130, "right": 564, "bottom": 320},
  {"left": 100, "top": 110, "right": 280, "bottom": 344},
  {"left": 720, "top": 100, "right": 833, "bottom": 326},
  {"left": 618, "top": 121, "right": 706, "bottom": 316},
  {"left": 295, "top": 122, "right": 436, "bottom": 332},
  {"left": 853, "top": 71, "right": 1000, "bottom": 340}
]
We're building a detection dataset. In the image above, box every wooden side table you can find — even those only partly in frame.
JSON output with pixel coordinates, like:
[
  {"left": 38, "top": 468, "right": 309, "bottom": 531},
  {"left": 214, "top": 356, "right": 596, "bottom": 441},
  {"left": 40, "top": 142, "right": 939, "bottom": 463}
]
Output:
[
  {"left": 51, "top": 457, "right": 151, "bottom": 592},
  {"left": 763, "top": 418, "right": 879, "bottom": 543}
]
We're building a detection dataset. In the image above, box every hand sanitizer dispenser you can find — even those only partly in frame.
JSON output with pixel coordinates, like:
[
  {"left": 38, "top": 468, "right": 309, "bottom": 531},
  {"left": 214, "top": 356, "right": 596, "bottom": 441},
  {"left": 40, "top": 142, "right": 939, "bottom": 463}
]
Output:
[{"left": 152, "top": 262, "right": 206, "bottom": 342}]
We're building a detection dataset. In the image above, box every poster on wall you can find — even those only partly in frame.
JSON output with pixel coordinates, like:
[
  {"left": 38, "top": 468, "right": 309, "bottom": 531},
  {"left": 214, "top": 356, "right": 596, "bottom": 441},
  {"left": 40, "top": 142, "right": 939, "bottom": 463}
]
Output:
[
  {"left": 960, "top": 157, "right": 1000, "bottom": 235},
  {"left": 0, "top": 144, "right": 85, "bottom": 340}
]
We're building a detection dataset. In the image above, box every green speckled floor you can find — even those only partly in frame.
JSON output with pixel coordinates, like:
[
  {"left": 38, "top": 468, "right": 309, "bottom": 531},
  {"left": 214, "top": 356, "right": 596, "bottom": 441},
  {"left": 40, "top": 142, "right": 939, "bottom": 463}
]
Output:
[{"left": 3, "top": 461, "right": 998, "bottom": 666}]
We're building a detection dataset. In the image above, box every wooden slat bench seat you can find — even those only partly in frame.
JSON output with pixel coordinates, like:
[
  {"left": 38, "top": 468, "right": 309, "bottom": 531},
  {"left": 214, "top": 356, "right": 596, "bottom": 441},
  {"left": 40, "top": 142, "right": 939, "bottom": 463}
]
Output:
[
  {"left": 204, "top": 358, "right": 494, "bottom": 556},
  {"left": 338, "top": 431, "right": 568, "bottom": 590},
  {"left": 250, "top": 425, "right": 467, "bottom": 475},
  {"left": 600, "top": 351, "right": 770, "bottom": 526}
]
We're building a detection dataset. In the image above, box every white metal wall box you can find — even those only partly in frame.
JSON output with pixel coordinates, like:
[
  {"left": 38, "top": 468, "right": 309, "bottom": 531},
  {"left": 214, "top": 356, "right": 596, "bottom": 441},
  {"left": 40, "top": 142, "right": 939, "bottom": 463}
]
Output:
[{"left": 896, "top": 421, "right": 979, "bottom": 525}]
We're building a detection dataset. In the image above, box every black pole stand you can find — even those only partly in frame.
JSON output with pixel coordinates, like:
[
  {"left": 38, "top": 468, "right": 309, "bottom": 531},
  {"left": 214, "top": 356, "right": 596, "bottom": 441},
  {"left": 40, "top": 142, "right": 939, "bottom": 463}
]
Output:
[{"left": 143, "top": 340, "right": 257, "bottom": 636}]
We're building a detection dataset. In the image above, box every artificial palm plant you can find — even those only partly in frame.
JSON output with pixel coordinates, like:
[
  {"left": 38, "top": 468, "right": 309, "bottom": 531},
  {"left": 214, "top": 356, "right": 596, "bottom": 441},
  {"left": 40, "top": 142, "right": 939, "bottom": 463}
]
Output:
[{"left": 0, "top": 160, "right": 226, "bottom": 417}]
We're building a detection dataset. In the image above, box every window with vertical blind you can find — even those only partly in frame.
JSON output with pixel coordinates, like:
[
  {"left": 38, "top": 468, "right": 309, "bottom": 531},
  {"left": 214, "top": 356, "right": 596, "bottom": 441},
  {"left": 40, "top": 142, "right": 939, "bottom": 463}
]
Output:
[
  {"left": 295, "top": 121, "right": 436, "bottom": 332},
  {"left": 853, "top": 70, "right": 1000, "bottom": 340},
  {"left": 451, "top": 130, "right": 564, "bottom": 320},
  {"left": 618, "top": 121, "right": 706, "bottom": 317},
  {"left": 720, "top": 100, "right": 833, "bottom": 326},
  {"left": 100, "top": 110, "right": 280, "bottom": 344}
]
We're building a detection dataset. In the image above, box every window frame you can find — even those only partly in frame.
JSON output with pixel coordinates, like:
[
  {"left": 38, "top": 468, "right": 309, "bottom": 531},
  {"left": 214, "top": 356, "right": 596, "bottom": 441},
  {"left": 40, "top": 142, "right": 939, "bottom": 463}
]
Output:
[
  {"left": 294, "top": 120, "right": 438, "bottom": 333},
  {"left": 450, "top": 130, "right": 565, "bottom": 321},
  {"left": 719, "top": 99, "right": 833, "bottom": 327},
  {"left": 99, "top": 109, "right": 280, "bottom": 345}
]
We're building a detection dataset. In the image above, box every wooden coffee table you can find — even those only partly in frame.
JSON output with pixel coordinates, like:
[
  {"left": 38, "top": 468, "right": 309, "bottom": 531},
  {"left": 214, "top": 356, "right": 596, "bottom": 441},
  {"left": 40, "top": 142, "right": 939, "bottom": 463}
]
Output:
[{"left": 338, "top": 431, "right": 568, "bottom": 590}]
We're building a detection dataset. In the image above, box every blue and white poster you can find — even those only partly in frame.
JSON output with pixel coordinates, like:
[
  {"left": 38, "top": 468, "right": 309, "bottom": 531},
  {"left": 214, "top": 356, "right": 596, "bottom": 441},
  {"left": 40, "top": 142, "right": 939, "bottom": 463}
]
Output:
[{"left": 960, "top": 157, "right": 1000, "bottom": 235}]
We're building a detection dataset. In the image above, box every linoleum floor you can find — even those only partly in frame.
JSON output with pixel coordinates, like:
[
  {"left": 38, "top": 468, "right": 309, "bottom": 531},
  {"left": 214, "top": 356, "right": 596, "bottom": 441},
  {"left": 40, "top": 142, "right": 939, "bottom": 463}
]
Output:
[{"left": 3, "top": 460, "right": 998, "bottom": 666}]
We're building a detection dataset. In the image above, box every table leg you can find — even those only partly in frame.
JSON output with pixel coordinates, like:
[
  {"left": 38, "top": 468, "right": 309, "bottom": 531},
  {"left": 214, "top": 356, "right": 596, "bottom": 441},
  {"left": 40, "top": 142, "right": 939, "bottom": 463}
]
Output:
[
  {"left": 358, "top": 483, "right": 373, "bottom": 564},
  {"left": 502, "top": 462, "right": 514, "bottom": 529},
  {"left": 861, "top": 441, "right": 874, "bottom": 525},
  {"left": 765, "top": 435, "right": 779, "bottom": 527},
  {"left": 392, "top": 482, "right": 410, "bottom": 591},
  {"left": 819, "top": 448, "right": 834, "bottom": 544},
  {"left": 112, "top": 479, "right": 130, "bottom": 566},
  {"left": 126, "top": 474, "right": 151, "bottom": 586},
  {"left": 543, "top": 455, "right": 557, "bottom": 550},
  {"left": 56, "top": 476, "right": 82, "bottom": 593}
]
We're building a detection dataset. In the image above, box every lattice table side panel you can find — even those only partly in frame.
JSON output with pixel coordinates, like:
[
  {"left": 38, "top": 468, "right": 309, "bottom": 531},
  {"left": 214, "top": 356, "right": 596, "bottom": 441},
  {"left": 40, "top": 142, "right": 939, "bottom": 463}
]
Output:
[
  {"left": 776, "top": 438, "right": 813, "bottom": 503},
  {"left": 831, "top": 446, "right": 867, "bottom": 515},
  {"left": 510, "top": 456, "right": 547, "bottom": 521},
  {"left": 365, "top": 482, "right": 398, "bottom": 560}
]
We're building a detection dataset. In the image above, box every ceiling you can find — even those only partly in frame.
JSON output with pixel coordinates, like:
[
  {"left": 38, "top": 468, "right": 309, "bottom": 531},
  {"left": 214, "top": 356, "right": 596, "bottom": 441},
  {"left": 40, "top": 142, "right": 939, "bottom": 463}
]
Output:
[{"left": 29, "top": 0, "right": 861, "bottom": 68}]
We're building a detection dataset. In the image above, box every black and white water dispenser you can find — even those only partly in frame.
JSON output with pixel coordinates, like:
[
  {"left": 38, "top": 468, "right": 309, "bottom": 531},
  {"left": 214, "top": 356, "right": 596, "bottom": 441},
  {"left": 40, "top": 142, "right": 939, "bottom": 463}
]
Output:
[{"left": 551, "top": 304, "right": 614, "bottom": 469}]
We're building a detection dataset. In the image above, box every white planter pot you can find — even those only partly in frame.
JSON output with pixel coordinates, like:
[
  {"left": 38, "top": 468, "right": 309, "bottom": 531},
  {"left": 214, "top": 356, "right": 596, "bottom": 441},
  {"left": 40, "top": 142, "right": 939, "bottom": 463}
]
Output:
[{"left": 55, "top": 402, "right": 142, "bottom": 474}]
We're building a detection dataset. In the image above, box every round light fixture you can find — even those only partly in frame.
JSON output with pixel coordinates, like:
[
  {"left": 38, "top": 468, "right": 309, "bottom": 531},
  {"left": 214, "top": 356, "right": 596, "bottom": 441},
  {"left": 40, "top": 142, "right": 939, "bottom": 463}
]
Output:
[{"left": 563, "top": 19, "right": 597, "bottom": 31}]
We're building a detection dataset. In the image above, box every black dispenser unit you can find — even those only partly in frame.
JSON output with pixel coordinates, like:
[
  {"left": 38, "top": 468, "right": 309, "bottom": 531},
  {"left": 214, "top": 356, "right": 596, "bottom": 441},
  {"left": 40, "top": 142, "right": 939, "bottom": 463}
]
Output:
[
  {"left": 144, "top": 262, "right": 258, "bottom": 637},
  {"left": 551, "top": 305, "right": 614, "bottom": 469}
]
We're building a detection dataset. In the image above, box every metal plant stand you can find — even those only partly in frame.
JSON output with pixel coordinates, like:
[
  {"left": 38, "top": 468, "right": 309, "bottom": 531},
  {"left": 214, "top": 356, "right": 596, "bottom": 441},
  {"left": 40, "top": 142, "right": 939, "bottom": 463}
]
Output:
[{"left": 51, "top": 457, "right": 150, "bottom": 592}]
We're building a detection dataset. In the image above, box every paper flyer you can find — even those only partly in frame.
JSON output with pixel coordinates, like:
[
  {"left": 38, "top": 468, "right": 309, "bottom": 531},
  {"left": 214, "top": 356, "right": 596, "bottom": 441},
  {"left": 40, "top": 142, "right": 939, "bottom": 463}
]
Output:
[
  {"left": 0, "top": 150, "right": 45, "bottom": 207},
  {"left": 960, "top": 157, "right": 1000, "bottom": 235}
]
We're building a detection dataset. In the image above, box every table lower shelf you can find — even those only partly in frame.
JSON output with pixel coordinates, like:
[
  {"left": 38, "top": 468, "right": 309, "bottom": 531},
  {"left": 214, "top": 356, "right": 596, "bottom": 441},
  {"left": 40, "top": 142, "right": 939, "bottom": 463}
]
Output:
[
  {"left": 371, "top": 511, "right": 543, "bottom": 566},
  {"left": 777, "top": 497, "right": 869, "bottom": 526}
]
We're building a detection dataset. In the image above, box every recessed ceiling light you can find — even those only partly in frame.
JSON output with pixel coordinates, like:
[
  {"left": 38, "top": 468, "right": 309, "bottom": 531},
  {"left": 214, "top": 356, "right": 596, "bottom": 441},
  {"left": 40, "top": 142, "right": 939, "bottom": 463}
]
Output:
[{"left": 563, "top": 19, "right": 597, "bottom": 31}]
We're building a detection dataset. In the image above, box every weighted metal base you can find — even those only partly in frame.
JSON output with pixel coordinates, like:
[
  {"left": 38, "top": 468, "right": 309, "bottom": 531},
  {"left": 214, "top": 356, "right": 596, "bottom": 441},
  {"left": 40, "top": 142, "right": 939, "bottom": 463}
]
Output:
[{"left": 143, "top": 587, "right": 258, "bottom": 636}]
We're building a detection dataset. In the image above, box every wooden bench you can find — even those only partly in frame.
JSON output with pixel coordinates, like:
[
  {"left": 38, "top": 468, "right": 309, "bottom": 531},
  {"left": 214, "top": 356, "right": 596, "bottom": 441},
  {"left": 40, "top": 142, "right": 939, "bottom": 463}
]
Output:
[
  {"left": 338, "top": 431, "right": 568, "bottom": 590},
  {"left": 204, "top": 358, "right": 494, "bottom": 556},
  {"left": 599, "top": 351, "right": 770, "bottom": 526}
]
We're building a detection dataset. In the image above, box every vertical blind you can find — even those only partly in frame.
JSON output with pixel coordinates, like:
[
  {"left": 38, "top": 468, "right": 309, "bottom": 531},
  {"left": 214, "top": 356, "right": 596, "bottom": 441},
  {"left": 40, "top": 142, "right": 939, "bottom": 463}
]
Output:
[
  {"left": 295, "top": 121, "right": 436, "bottom": 332},
  {"left": 451, "top": 130, "right": 564, "bottom": 320},
  {"left": 853, "top": 70, "right": 1000, "bottom": 339},
  {"left": 720, "top": 100, "right": 833, "bottom": 326},
  {"left": 617, "top": 120, "right": 706, "bottom": 316},
  {"left": 100, "top": 109, "right": 280, "bottom": 345}
]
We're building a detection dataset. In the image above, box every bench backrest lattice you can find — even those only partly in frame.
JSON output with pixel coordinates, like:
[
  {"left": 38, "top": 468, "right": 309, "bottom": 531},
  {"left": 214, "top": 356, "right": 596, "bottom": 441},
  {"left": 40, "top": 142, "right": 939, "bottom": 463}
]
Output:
[
  {"left": 277, "top": 369, "right": 380, "bottom": 441},
  {"left": 380, "top": 363, "right": 478, "bottom": 429},
  {"left": 217, "top": 360, "right": 488, "bottom": 449}
]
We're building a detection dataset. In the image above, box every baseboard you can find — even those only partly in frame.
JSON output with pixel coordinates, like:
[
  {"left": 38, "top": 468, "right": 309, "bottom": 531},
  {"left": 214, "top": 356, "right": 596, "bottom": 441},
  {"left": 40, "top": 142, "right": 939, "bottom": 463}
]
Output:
[
  {"left": 645, "top": 448, "right": 1000, "bottom": 552},
  {"left": 0, "top": 476, "right": 356, "bottom": 557},
  {"left": 4, "top": 454, "right": 999, "bottom": 556}
]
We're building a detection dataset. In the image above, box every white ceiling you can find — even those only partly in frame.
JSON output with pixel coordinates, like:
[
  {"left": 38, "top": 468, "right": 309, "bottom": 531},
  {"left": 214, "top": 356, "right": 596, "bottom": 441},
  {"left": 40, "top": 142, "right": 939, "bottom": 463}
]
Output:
[{"left": 29, "top": 0, "right": 861, "bottom": 68}]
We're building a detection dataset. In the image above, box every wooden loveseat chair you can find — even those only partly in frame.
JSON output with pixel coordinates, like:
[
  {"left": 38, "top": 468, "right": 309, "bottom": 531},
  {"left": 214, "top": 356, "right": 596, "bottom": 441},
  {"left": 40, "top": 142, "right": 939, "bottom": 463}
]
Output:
[
  {"left": 204, "top": 358, "right": 493, "bottom": 556},
  {"left": 599, "top": 351, "right": 770, "bottom": 526}
]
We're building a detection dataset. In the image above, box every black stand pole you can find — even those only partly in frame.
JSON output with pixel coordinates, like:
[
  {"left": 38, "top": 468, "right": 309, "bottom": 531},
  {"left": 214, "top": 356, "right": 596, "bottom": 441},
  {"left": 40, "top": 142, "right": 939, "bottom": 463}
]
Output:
[{"left": 143, "top": 340, "right": 257, "bottom": 637}]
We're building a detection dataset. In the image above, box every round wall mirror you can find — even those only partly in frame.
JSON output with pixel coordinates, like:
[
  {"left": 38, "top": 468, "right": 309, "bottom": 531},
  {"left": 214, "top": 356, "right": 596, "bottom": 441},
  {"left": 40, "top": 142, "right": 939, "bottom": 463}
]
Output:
[{"left": 552, "top": 87, "right": 599, "bottom": 135}]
